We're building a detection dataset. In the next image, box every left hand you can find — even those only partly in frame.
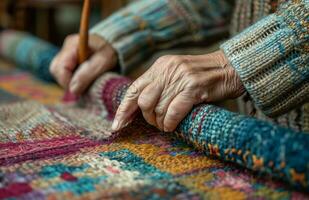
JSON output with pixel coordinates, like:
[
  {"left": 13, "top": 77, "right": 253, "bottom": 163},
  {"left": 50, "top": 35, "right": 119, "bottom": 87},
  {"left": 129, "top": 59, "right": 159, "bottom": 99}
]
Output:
[{"left": 112, "top": 50, "right": 245, "bottom": 132}]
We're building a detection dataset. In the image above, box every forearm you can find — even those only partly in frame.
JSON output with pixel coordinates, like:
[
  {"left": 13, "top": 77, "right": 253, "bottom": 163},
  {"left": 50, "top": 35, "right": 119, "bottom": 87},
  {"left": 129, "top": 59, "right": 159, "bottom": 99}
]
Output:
[
  {"left": 221, "top": 0, "right": 309, "bottom": 117},
  {"left": 84, "top": 72, "right": 309, "bottom": 190},
  {"left": 91, "top": 0, "right": 232, "bottom": 74}
]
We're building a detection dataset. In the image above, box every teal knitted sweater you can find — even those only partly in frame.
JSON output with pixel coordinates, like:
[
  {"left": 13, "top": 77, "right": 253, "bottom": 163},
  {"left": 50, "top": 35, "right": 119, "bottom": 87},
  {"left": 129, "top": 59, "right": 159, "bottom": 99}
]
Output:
[{"left": 91, "top": 0, "right": 309, "bottom": 132}]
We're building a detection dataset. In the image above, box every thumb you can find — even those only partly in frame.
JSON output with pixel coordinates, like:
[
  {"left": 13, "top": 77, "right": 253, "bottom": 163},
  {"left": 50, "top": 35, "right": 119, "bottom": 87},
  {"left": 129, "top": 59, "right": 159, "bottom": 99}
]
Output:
[
  {"left": 69, "top": 46, "right": 116, "bottom": 95},
  {"left": 50, "top": 36, "right": 79, "bottom": 88}
]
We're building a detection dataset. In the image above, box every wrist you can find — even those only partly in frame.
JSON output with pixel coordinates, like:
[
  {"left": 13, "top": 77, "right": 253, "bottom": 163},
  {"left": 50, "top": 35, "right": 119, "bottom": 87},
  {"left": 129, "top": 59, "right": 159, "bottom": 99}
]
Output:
[{"left": 218, "top": 50, "right": 246, "bottom": 99}]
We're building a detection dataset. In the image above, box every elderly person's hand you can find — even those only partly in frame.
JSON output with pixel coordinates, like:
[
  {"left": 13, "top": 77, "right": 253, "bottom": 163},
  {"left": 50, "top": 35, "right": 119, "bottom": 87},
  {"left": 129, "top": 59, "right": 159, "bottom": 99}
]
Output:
[
  {"left": 50, "top": 34, "right": 117, "bottom": 95},
  {"left": 112, "top": 50, "right": 245, "bottom": 132}
]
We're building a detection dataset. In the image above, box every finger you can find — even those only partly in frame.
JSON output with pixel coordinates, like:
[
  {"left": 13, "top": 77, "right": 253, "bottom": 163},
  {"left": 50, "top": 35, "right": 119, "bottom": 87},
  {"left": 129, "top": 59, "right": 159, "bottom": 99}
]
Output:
[
  {"left": 50, "top": 55, "right": 74, "bottom": 89},
  {"left": 59, "top": 35, "right": 79, "bottom": 71},
  {"left": 154, "top": 85, "right": 179, "bottom": 131},
  {"left": 112, "top": 75, "right": 150, "bottom": 131},
  {"left": 163, "top": 92, "right": 194, "bottom": 132},
  {"left": 57, "top": 45, "right": 78, "bottom": 72},
  {"left": 50, "top": 41, "right": 78, "bottom": 88},
  {"left": 69, "top": 47, "right": 115, "bottom": 95},
  {"left": 138, "top": 81, "right": 163, "bottom": 127},
  {"left": 55, "top": 67, "right": 72, "bottom": 89}
]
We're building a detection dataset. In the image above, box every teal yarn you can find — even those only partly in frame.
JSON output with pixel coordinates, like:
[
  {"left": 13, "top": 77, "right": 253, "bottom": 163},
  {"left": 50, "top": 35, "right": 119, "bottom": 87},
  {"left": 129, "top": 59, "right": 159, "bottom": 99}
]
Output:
[
  {"left": 14, "top": 35, "right": 58, "bottom": 82},
  {"left": 0, "top": 30, "right": 59, "bottom": 82},
  {"left": 40, "top": 163, "right": 89, "bottom": 179},
  {"left": 100, "top": 149, "right": 173, "bottom": 180},
  {"left": 104, "top": 75, "right": 309, "bottom": 191},
  {"left": 176, "top": 104, "right": 309, "bottom": 190},
  {"left": 0, "top": 30, "right": 308, "bottom": 191}
]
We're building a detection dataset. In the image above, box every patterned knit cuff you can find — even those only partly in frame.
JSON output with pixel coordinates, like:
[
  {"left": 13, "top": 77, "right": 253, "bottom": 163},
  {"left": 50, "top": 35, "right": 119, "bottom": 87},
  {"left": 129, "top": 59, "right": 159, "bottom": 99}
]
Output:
[
  {"left": 90, "top": 0, "right": 186, "bottom": 74},
  {"left": 221, "top": 1, "right": 309, "bottom": 117}
]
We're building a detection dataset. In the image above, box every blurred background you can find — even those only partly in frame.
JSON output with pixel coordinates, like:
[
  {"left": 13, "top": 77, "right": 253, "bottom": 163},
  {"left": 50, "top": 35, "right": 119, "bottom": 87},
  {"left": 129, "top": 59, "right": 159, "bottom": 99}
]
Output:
[
  {"left": 0, "top": 0, "right": 236, "bottom": 111},
  {"left": 0, "top": 0, "right": 129, "bottom": 46}
]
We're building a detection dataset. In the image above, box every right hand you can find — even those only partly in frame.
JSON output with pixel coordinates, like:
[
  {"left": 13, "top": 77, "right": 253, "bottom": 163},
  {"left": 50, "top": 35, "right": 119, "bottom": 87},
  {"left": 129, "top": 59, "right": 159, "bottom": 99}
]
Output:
[{"left": 50, "top": 34, "right": 117, "bottom": 95}]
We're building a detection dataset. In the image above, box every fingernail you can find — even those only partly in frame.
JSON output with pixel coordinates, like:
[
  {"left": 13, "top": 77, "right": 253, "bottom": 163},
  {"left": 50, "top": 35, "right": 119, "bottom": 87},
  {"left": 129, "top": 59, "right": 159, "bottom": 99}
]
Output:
[
  {"left": 164, "top": 126, "right": 171, "bottom": 132},
  {"left": 111, "top": 119, "right": 120, "bottom": 131}
]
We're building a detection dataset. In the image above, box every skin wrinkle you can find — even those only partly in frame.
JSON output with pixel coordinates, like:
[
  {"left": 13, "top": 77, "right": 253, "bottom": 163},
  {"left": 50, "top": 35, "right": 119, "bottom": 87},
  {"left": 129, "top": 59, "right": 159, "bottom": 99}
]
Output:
[
  {"left": 156, "top": 58, "right": 193, "bottom": 130},
  {"left": 138, "top": 86, "right": 158, "bottom": 126},
  {"left": 113, "top": 50, "right": 245, "bottom": 132},
  {"left": 50, "top": 33, "right": 245, "bottom": 133}
]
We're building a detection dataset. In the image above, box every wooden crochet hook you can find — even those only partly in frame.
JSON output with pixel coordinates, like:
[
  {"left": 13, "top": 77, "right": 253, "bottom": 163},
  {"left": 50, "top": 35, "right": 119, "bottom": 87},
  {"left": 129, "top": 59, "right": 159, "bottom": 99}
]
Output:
[{"left": 78, "top": 0, "right": 91, "bottom": 64}]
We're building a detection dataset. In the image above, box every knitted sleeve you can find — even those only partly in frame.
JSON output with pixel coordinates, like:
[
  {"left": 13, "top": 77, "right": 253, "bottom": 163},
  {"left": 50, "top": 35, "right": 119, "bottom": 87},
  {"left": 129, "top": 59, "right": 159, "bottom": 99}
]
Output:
[
  {"left": 221, "top": 0, "right": 309, "bottom": 117},
  {"left": 90, "top": 0, "right": 231, "bottom": 74}
]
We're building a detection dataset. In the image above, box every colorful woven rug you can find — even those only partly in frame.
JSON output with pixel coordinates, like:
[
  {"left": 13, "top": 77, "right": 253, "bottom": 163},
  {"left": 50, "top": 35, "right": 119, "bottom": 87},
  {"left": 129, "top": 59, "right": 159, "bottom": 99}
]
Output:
[
  {"left": 0, "top": 30, "right": 308, "bottom": 199},
  {"left": 0, "top": 69, "right": 307, "bottom": 199}
]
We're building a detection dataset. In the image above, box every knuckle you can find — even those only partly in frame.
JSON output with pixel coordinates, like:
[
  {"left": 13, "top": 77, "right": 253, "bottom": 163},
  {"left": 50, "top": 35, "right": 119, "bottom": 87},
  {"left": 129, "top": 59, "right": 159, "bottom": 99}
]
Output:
[
  {"left": 58, "top": 69, "right": 67, "bottom": 79},
  {"left": 126, "top": 83, "right": 139, "bottom": 99},
  {"left": 117, "top": 103, "right": 128, "bottom": 114},
  {"left": 179, "top": 63, "right": 193, "bottom": 75},
  {"left": 118, "top": 107, "right": 126, "bottom": 114},
  {"left": 172, "top": 56, "right": 184, "bottom": 64},
  {"left": 155, "top": 55, "right": 175, "bottom": 66},
  {"left": 186, "top": 75, "right": 200, "bottom": 88},
  {"left": 49, "top": 63, "right": 56, "bottom": 75},
  {"left": 50, "top": 65, "right": 61, "bottom": 79},
  {"left": 65, "top": 34, "right": 77, "bottom": 43},
  {"left": 157, "top": 55, "right": 170, "bottom": 63},
  {"left": 137, "top": 96, "right": 151, "bottom": 111},
  {"left": 166, "top": 109, "right": 181, "bottom": 121},
  {"left": 155, "top": 106, "right": 164, "bottom": 116},
  {"left": 73, "top": 73, "right": 86, "bottom": 84},
  {"left": 49, "top": 55, "right": 59, "bottom": 72}
]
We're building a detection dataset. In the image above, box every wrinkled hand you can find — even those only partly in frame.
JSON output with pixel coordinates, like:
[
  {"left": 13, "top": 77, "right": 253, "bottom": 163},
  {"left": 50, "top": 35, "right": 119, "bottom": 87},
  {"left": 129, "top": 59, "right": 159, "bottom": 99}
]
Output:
[
  {"left": 50, "top": 34, "right": 117, "bottom": 95},
  {"left": 112, "top": 50, "right": 245, "bottom": 132}
]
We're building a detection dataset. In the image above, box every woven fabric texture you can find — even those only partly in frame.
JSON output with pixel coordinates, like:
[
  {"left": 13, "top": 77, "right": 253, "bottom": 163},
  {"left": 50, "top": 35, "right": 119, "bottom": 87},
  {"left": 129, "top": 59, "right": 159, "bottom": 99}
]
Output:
[
  {"left": 0, "top": 78, "right": 308, "bottom": 199},
  {"left": 0, "top": 29, "right": 308, "bottom": 198},
  {"left": 91, "top": 0, "right": 309, "bottom": 132}
]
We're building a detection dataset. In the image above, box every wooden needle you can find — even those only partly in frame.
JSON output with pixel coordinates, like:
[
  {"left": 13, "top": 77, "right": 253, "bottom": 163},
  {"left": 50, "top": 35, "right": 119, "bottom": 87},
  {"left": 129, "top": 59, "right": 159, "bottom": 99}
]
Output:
[{"left": 78, "top": 0, "right": 91, "bottom": 64}]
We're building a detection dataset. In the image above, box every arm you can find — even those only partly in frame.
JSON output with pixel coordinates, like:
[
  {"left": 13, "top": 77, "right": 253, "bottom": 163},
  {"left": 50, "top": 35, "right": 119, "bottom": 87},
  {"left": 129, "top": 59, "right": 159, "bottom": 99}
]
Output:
[
  {"left": 221, "top": 0, "right": 309, "bottom": 117},
  {"left": 85, "top": 72, "right": 309, "bottom": 190},
  {"left": 91, "top": 0, "right": 232, "bottom": 74}
]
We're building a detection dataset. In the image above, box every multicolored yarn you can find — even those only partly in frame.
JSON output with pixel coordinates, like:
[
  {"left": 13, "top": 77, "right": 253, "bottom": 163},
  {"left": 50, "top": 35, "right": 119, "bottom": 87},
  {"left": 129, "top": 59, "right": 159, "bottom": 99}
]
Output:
[
  {"left": 0, "top": 1, "right": 307, "bottom": 196},
  {"left": 82, "top": 72, "right": 309, "bottom": 191},
  {"left": 91, "top": 0, "right": 309, "bottom": 132},
  {"left": 0, "top": 72, "right": 63, "bottom": 105},
  {"left": 221, "top": 0, "right": 309, "bottom": 131},
  {"left": 0, "top": 30, "right": 58, "bottom": 82},
  {"left": 90, "top": 0, "right": 231, "bottom": 74},
  {"left": 0, "top": 86, "right": 308, "bottom": 199}
]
